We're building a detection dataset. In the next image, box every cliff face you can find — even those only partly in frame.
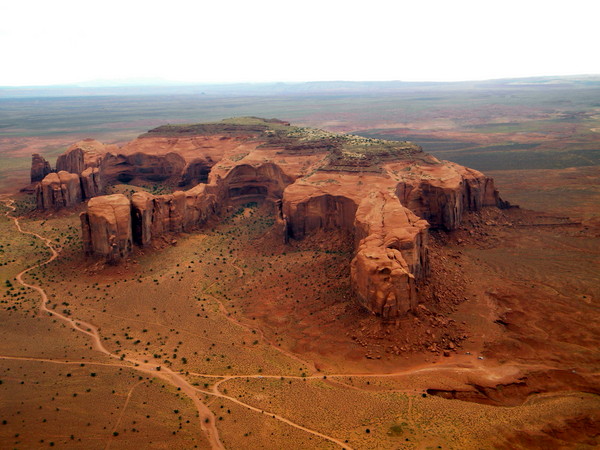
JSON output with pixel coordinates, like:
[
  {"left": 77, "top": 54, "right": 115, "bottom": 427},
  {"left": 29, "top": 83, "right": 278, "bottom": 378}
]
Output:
[
  {"left": 36, "top": 167, "right": 103, "bottom": 210},
  {"left": 34, "top": 118, "right": 506, "bottom": 319},
  {"left": 56, "top": 147, "right": 86, "bottom": 175},
  {"left": 393, "top": 162, "right": 500, "bottom": 230},
  {"left": 100, "top": 152, "right": 187, "bottom": 185},
  {"left": 81, "top": 167, "right": 103, "bottom": 198},
  {"left": 80, "top": 194, "right": 132, "bottom": 263},
  {"left": 56, "top": 139, "right": 108, "bottom": 174},
  {"left": 351, "top": 192, "right": 429, "bottom": 319},
  {"left": 30, "top": 154, "right": 51, "bottom": 183},
  {"left": 36, "top": 171, "right": 82, "bottom": 210},
  {"left": 224, "top": 163, "right": 294, "bottom": 203},
  {"left": 35, "top": 140, "right": 110, "bottom": 209},
  {"left": 131, "top": 184, "right": 219, "bottom": 246},
  {"left": 80, "top": 183, "right": 220, "bottom": 260},
  {"left": 283, "top": 193, "right": 359, "bottom": 239}
]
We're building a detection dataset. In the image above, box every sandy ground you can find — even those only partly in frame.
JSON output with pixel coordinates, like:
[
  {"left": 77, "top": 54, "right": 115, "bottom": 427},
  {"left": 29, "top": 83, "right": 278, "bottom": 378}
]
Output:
[{"left": 0, "top": 190, "right": 598, "bottom": 448}]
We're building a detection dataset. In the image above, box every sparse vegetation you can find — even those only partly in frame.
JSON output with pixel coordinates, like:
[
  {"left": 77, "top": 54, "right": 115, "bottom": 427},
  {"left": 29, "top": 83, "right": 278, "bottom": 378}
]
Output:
[{"left": 1, "top": 80, "right": 599, "bottom": 448}]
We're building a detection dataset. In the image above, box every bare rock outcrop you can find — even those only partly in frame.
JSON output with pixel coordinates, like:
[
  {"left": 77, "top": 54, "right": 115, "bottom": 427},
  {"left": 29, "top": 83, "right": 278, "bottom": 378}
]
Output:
[
  {"left": 181, "top": 158, "right": 213, "bottom": 185},
  {"left": 56, "top": 139, "right": 106, "bottom": 175},
  {"left": 131, "top": 184, "right": 218, "bottom": 246},
  {"left": 392, "top": 161, "right": 500, "bottom": 230},
  {"left": 351, "top": 191, "right": 429, "bottom": 319},
  {"left": 81, "top": 167, "right": 103, "bottom": 198},
  {"left": 30, "top": 154, "right": 51, "bottom": 182},
  {"left": 100, "top": 152, "right": 187, "bottom": 185},
  {"left": 283, "top": 193, "right": 358, "bottom": 239},
  {"left": 34, "top": 140, "right": 110, "bottom": 209},
  {"left": 80, "top": 194, "right": 132, "bottom": 263},
  {"left": 63, "top": 118, "right": 507, "bottom": 319},
  {"left": 36, "top": 171, "right": 83, "bottom": 210},
  {"left": 223, "top": 163, "right": 294, "bottom": 203}
]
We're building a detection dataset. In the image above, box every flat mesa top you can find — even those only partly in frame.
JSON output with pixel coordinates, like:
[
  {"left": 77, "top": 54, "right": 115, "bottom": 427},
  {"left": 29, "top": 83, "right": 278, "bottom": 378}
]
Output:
[{"left": 139, "top": 117, "right": 424, "bottom": 167}]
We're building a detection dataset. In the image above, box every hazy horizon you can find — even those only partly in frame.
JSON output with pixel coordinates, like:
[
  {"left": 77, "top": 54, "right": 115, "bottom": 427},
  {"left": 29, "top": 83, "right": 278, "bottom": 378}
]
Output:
[
  {"left": 2, "top": 0, "right": 599, "bottom": 87},
  {"left": 1, "top": 73, "right": 600, "bottom": 89}
]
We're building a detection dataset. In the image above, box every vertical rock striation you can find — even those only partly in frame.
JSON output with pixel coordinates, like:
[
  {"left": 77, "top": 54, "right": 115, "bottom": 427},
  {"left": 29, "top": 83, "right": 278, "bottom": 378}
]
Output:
[
  {"left": 80, "top": 194, "right": 133, "bottom": 263},
  {"left": 351, "top": 191, "right": 429, "bottom": 319},
  {"left": 35, "top": 171, "right": 83, "bottom": 210},
  {"left": 394, "top": 163, "right": 501, "bottom": 230},
  {"left": 80, "top": 167, "right": 103, "bottom": 199},
  {"left": 30, "top": 154, "right": 51, "bottom": 183},
  {"left": 130, "top": 184, "right": 219, "bottom": 246}
]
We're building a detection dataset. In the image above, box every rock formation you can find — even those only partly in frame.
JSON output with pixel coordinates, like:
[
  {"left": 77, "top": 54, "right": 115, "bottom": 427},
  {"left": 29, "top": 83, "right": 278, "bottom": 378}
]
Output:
[
  {"left": 81, "top": 167, "right": 103, "bottom": 199},
  {"left": 393, "top": 162, "right": 500, "bottom": 230},
  {"left": 351, "top": 191, "right": 429, "bottom": 319},
  {"left": 36, "top": 171, "right": 83, "bottom": 210},
  {"left": 56, "top": 139, "right": 107, "bottom": 175},
  {"left": 30, "top": 154, "right": 51, "bottom": 183},
  {"left": 80, "top": 194, "right": 132, "bottom": 263},
  {"left": 32, "top": 118, "right": 506, "bottom": 319},
  {"left": 130, "top": 183, "right": 219, "bottom": 246},
  {"left": 34, "top": 139, "right": 113, "bottom": 209}
]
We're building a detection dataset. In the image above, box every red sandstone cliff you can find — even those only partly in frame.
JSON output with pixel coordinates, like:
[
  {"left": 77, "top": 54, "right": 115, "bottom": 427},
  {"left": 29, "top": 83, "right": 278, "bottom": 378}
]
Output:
[
  {"left": 80, "top": 194, "right": 132, "bottom": 264},
  {"left": 36, "top": 171, "right": 82, "bottom": 210},
  {"left": 351, "top": 191, "right": 429, "bottom": 319},
  {"left": 30, "top": 154, "right": 51, "bottom": 183},
  {"left": 32, "top": 118, "right": 506, "bottom": 319}
]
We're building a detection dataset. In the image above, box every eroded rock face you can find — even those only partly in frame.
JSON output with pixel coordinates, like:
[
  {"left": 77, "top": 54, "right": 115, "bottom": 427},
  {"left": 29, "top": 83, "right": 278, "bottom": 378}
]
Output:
[
  {"left": 64, "top": 118, "right": 506, "bottom": 319},
  {"left": 130, "top": 191, "right": 154, "bottom": 246},
  {"left": 34, "top": 137, "right": 227, "bottom": 210},
  {"left": 394, "top": 162, "right": 500, "bottom": 230},
  {"left": 100, "top": 152, "right": 187, "bottom": 185},
  {"left": 56, "top": 139, "right": 107, "bottom": 175},
  {"left": 351, "top": 192, "right": 429, "bottom": 319},
  {"left": 30, "top": 154, "right": 51, "bottom": 183},
  {"left": 283, "top": 193, "right": 358, "bottom": 239},
  {"left": 80, "top": 194, "right": 132, "bottom": 263},
  {"left": 81, "top": 167, "right": 103, "bottom": 198},
  {"left": 131, "top": 185, "right": 218, "bottom": 246},
  {"left": 224, "top": 163, "right": 294, "bottom": 203},
  {"left": 181, "top": 158, "right": 213, "bottom": 185},
  {"left": 36, "top": 171, "right": 82, "bottom": 210},
  {"left": 56, "top": 147, "right": 86, "bottom": 175}
]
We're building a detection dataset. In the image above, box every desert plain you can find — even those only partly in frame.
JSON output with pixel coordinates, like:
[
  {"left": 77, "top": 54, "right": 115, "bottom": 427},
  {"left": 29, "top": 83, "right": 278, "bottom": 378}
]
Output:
[{"left": 0, "top": 79, "right": 599, "bottom": 449}]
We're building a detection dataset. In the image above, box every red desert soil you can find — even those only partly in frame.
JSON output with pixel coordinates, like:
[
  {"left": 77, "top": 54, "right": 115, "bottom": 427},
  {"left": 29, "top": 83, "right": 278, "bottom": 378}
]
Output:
[
  {"left": 1, "top": 195, "right": 599, "bottom": 448},
  {"left": 1, "top": 118, "right": 599, "bottom": 448}
]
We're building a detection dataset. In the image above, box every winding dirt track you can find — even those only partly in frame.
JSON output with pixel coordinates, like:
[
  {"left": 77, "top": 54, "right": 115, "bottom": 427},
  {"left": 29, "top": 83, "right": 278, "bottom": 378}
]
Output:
[
  {"left": 2, "top": 198, "right": 564, "bottom": 449},
  {"left": 2, "top": 200, "right": 224, "bottom": 449},
  {"left": 106, "top": 380, "right": 146, "bottom": 450},
  {"left": 1, "top": 199, "right": 350, "bottom": 449}
]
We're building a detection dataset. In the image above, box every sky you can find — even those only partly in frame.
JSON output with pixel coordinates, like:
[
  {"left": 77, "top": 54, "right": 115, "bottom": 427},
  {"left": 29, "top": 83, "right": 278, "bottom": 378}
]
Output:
[{"left": 1, "top": 0, "right": 598, "bottom": 86}]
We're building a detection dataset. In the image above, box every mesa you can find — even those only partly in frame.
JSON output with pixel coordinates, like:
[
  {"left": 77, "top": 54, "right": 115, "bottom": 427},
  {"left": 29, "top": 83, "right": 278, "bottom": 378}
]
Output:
[{"left": 31, "top": 117, "right": 507, "bottom": 321}]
